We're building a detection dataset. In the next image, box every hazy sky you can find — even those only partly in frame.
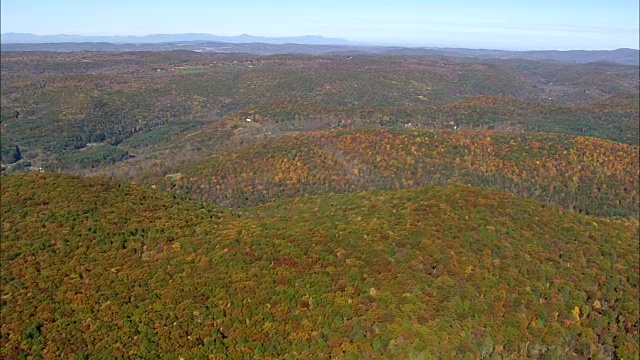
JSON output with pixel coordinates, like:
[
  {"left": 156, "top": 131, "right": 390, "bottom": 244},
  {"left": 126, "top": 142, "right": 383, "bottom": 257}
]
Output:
[{"left": 1, "top": 0, "right": 638, "bottom": 50}]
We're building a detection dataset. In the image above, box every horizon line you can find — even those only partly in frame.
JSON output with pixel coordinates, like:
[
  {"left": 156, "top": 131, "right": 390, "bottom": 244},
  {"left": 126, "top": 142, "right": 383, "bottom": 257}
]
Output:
[{"left": 2, "top": 32, "right": 638, "bottom": 52}]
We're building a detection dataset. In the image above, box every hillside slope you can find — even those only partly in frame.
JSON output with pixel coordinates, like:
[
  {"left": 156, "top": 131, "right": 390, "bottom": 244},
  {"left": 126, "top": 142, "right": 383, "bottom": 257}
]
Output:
[
  {"left": 2, "top": 52, "right": 638, "bottom": 172},
  {"left": 1, "top": 173, "right": 638, "bottom": 359},
  {"left": 214, "top": 95, "right": 640, "bottom": 143},
  {"left": 148, "top": 128, "right": 639, "bottom": 217}
]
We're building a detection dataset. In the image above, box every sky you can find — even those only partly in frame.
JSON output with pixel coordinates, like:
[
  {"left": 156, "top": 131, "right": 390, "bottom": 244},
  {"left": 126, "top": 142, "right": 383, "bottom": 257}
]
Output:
[{"left": 1, "top": 0, "right": 638, "bottom": 50}]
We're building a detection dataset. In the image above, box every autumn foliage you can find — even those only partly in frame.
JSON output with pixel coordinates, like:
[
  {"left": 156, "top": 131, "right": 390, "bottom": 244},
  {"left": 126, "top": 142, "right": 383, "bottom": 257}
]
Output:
[
  {"left": 1, "top": 50, "right": 639, "bottom": 360},
  {"left": 161, "top": 128, "right": 639, "bottom": 217},
  {"left": 1, "top": 173, "right": 638, "bottom": 359},
  {"left": 2, "top": 52, "right": 638, "bottom": 172}
]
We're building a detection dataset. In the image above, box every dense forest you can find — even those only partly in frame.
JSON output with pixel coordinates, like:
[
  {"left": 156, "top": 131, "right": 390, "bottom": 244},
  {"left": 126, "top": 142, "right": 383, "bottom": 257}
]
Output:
[
  {"left": 1, "top": 50, "right": 639, "bottom": 359},
  {"left": 1, "top": 52, "right": 638, "bottom": 173},
  {"left": 2, "top": 174, "right": 638, "bottom": 359},
  {"left": 143, "top": 128, "right": 638, "bottom": 217}
]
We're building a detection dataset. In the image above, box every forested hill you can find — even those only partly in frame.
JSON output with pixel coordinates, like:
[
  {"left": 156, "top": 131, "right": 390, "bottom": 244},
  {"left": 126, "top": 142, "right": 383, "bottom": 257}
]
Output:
[
  {"left": 2, "top": 52, "right": 638, "bottom": 173},
  {"left": 132, "top": 128, "right": 639, "bottom": 217},
  {"left": 1, "top": 173, "right": 638, "bottom": 359}
]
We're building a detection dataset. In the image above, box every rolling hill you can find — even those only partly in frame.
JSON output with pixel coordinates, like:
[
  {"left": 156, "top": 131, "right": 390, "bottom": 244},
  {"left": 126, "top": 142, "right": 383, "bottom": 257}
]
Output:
[
  {"left": 1, "top": 173, "right": 638, "bottom": 359},
  {"left": 2, "top": 40, "right": 639, "bottom": 360},
  {"left": 1, "top": 51, "right": 638, "bottom": 173},
  {"left": 122, "top": 128, "right": 638, "bottom": 217}
]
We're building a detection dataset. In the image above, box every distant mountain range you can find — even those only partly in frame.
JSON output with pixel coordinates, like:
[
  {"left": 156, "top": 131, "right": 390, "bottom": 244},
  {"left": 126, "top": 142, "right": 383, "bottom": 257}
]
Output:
[
  {"left": 0, "top": 32, "right": 356, "bottom": 45},
  {"left": 1, "top": 33, "right": 638, "bottom": 65}
]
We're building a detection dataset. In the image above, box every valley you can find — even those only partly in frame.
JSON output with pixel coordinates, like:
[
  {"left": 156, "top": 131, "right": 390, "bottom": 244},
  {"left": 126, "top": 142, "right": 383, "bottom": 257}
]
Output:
[{"left": 1, "top": 48, "right": 639, "bottom": 359}]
